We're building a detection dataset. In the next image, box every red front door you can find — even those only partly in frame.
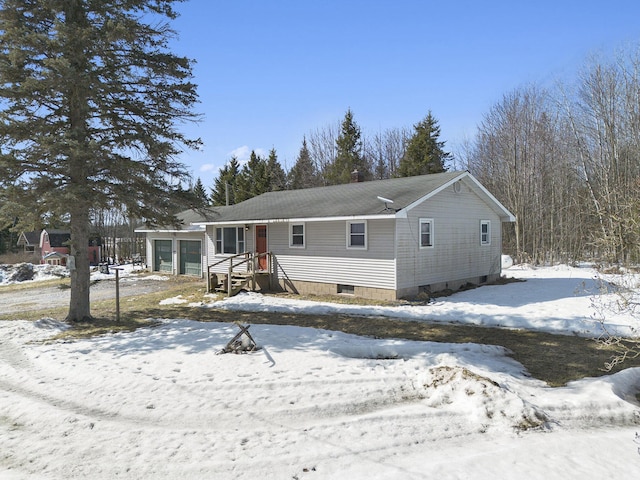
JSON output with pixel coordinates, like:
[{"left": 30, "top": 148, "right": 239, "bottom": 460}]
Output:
[{"left": 256, "top": 225, "right": 267, "bottom": 270}]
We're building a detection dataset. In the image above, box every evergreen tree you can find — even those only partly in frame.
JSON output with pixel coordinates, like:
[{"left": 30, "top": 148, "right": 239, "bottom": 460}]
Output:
[
  {"left": 236, "top": 151, "right": 269, "bottom": 202},
  {"left": 397, "top": 112, "right": 451, "bottom": 177},
  {"left": 0, "top": 225, "right": 11, "bottom": 255},
  {"left": 211, "top": 157, "right": 240, "bottom": 206},
  {"left": 326, "top": 109, "right": 371, "bottom": 184},
  {"left": 288, "top": 137, "right": 318, "bottom": 189},
  {"left": 266, "top": 148, "right": 287, "bottom": 192},
  {"left": 0, "top": 0, "right": 199, "bottom": 321},
  {"left": 191, "top": 177, "right": 209, "bottom": 208}
]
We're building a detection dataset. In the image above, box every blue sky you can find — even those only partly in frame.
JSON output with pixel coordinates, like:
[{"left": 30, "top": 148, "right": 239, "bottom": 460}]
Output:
[{"left": 169, "top": 0, "right": 640, "bottom": 185}]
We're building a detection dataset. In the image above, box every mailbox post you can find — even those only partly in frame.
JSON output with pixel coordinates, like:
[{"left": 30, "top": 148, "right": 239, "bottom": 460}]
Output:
[{"left": 113, "top": 267, "right": 124, "bottom": 323}]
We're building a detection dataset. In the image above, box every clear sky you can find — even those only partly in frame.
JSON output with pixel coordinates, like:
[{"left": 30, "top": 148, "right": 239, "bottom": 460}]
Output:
[{"left": 169, "top": 0, "right": 640, "bottom": 185}]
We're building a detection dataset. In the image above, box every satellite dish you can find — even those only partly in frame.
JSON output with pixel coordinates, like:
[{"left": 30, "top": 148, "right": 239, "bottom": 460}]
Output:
[{"left": 377, "top": 195, "right": 395, "bottom": 211}]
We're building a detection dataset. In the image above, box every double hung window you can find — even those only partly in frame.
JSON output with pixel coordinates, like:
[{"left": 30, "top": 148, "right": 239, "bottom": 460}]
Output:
[
  {"left": 290, "top": 223, "right": 305, "bottom": 248},
  {"left": 347, "top": 221, "right": 367, "bottom": 249},
  {"left": 480, "top": 220, "right": 491, "bottom": 245},
  {"left": 420, "top": 219, "right": 434, "bottom": 248}
]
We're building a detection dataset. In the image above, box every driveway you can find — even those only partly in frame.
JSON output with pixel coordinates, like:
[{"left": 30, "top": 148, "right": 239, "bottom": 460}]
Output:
[{"left": 0, "top": 276, "right": 172, "bottom": 315}]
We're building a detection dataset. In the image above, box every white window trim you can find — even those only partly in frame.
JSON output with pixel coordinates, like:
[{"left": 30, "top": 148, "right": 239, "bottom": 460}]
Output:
[
  {"left": 480, "top": 220, "right": 491, "bottom": 246},
  {"left": 289, "top": 222, "right": 306, "bottom": 249},
  {"left": 419, "top": 218, "right": 434, "bottom": 249},
  {"left": 346, "top": 220, "right": 367, "bottom": 249},
  {"left": 215, "top": 226, "right": 245, "bottom": 255}
]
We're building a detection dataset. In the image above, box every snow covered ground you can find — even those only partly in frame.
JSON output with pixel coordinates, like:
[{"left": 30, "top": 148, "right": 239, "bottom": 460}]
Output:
[{"left": 1, "top": 263, "right": 639, "bottom": 479}]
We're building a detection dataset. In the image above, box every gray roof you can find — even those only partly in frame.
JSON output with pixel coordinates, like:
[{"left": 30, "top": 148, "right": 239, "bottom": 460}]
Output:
[
  {"left": 200, "top": 171, "right": 505, "bottom": 223},
  {"left": 45, "top": 230, "right": 71, "bottom": 247},
  {"left": 17, "top": 231, "right": 40, "bottom": 246}
]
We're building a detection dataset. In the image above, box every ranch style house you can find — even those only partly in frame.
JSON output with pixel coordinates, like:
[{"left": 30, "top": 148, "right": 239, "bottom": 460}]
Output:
[{"left": 137, "top": 171, "right": 515, "bottom": 301}]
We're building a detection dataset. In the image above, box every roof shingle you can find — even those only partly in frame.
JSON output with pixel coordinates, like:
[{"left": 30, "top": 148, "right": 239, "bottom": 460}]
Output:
[{"left": 205, "top": 171, "right": 464, "bottom": 222}]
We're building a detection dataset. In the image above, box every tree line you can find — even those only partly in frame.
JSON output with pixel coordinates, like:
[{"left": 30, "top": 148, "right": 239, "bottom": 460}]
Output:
[
  {"left": 195, "top": 108, "right": 451, "bottom": 207},
  {"left": 198, "top": 43, "right": 640, "bottom": 267},
  {"left": 457, "top": 45, "right": 640, "bottom": 265}
]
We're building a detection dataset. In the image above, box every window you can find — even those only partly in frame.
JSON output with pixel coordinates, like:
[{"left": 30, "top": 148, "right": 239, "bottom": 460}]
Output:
[
  {"left": 215, "top": 227, "right": 245, "bottom": 254},
  {"left": 215, "top": 228, "right": 222, "bottom": 253},
  {"left": 347, "top": 221, "right": 367, "bottom": 249},
  {"left": 290, "top": 223, "right": 305, "bottom": 248},
  {"left": 337, "top": 284, "right": 355, "bottom": 295},
  {"left": 420, "top": 218, "right": 434, "bottom": 248},
  {"left": 480, "top": 220, "right": 491, "bottom": 245}
]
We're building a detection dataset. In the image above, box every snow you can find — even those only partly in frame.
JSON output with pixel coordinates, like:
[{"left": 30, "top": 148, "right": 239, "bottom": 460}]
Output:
[
  {"left": 1, "top": 263, "right": 640, "bottom": 479},
  {"left": 0, "top": 262, "right": 152, "bottom": 286},
  {"left": 212, "top": 263, "right": 639, "bottom": 339}
]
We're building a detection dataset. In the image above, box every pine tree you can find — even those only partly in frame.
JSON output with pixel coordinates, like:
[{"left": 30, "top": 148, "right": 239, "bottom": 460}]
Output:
[
  {"left": 236, "top": 151, "right": 269, "bottom": 202},
  {"left": 397, "top": 112, "right": 451, "bottom": 177},
  {"left": 326, "top": 109, "right": 371, "bottom": 185},
  {"left": 191, "top": 177, "right": 209, "bottom": 208},
  {"left": 266, "top": 148, "right": 287, "bottom": 192},
  {"left": 288, "top": 137, "right": 318, "bottom": 189},
  {"left": 0, "top": 0, "right": 199, "bottom": 321},
  {"left": 211, "top": 157, "right": 240, "bottom": 206}
]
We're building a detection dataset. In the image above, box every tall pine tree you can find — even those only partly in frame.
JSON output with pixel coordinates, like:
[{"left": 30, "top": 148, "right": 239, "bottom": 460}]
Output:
[
  {"left": 236, "top": 151, "right": 269, "bottom": 202},
  {"left": 288, "top": 137, "right": 318, "bottom": 189},
  {"left": 266, "top": 148, "right": 287, "bottom": 192},
  {"left": 191, "top": 177, "right": 209, "bottom": 208},
  {"left": 397, "top": 111, "right": 451, "bottom": 177},
  {"left": 0, "top": 0, "right": 199, "bottom": 321},
  {"left": 211, "top": 157, "right": 240, "bottom": 206},
  {"left": 326, "top": 109, "right": 371, "bottom": 184}
]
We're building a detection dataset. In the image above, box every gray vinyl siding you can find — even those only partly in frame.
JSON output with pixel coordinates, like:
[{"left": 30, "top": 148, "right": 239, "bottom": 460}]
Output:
[
  {"left": 270, "top": 219, "right": 396, "bottom": 289},
  {"left": 206, "top": 220, "right": 396, "bottom": 289},
  {"left": 396, "top": 182, "right": 502, "bottom": 290}
]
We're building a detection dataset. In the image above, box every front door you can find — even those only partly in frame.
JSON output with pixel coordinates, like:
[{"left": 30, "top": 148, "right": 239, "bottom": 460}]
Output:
[{"left": 255, "top": 225, "right": 267, "bottom": 270}]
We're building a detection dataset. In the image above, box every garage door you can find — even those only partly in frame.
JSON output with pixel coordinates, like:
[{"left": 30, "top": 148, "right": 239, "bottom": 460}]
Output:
[
  {"left": 154, "top": 240, "right": 173, "bottom": 273},
  {"left": 180, "top": 240, "right": 201, "bottom": 276}
]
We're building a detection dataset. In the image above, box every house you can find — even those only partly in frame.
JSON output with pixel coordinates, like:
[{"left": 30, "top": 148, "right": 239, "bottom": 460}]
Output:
[
  {"left": 18, "top": 229, "right": 103, "bottom": 266},
  {"left": 16, "top": 231, "right": 41, "bottom": 257},
  {"left": 139, "top": 171, "right": 515, "bottom": 300},
  {"left": 41, "top": 251, "right": 68, "bottom": 266}
]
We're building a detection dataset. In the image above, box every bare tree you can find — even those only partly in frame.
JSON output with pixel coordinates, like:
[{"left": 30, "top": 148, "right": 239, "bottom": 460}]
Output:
[
  {"left": 559, "top": 49, "right": 640, "bottom": 263},
  {"left": 365, "top": 127, "right": 410, "bottom": 179},
  {"left": 467, "top": 84, "right": 584, "bottom": 263},
  {"left": 307, "top": 122, "right": 339, "bottom": 185}
]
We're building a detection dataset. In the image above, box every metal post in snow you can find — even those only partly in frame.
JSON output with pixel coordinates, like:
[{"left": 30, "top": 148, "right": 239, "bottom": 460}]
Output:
[{"left": 114, "top": 267, "right": 124, "bottom": 323}]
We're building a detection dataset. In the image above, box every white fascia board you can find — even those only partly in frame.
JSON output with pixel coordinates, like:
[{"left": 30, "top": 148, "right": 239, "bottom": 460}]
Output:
[
  {"left": 194, "top": 213, "right": 396, "bottom": 226},
  {"left": 134, "top": 227, "right": 205, "bottom": 233}
]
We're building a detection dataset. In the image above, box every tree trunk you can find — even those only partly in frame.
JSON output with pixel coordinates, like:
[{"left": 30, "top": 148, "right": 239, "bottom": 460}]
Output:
[{"left": 66, "top": 203, "right": 92, "bottom": 322}]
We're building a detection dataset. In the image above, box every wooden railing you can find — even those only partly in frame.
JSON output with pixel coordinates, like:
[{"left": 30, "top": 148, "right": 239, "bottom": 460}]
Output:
[{"left": 207, "top": 251, "right": 272, "bottom": 296}]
